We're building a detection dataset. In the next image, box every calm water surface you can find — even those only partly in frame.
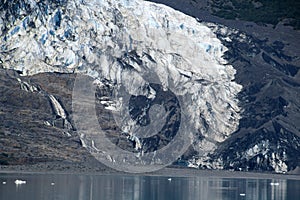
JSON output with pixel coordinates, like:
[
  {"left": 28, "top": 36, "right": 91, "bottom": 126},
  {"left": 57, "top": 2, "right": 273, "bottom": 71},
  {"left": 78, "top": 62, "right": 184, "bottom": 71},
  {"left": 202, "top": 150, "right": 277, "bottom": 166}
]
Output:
[{"left": 0, "top": 173, "right": 299, "bottom": 200}]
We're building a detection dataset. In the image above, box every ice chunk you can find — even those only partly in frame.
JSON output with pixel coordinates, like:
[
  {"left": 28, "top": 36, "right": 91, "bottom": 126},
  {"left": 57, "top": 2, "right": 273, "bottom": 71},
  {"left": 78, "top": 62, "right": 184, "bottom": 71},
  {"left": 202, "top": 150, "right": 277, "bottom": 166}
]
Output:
[
  {"left": 270, "top": 182, "right": 280, "bottom": 186},
  {"left": 15, "top": 180, "right": 26, "bottom": 185}
]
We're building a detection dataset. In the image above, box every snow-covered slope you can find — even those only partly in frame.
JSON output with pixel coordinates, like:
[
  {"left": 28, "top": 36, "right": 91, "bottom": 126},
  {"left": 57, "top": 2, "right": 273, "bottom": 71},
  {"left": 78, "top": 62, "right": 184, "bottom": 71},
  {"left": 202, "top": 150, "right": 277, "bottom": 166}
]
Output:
[{"left": 0, "top": 0, "right": 242, "bottom": 170}]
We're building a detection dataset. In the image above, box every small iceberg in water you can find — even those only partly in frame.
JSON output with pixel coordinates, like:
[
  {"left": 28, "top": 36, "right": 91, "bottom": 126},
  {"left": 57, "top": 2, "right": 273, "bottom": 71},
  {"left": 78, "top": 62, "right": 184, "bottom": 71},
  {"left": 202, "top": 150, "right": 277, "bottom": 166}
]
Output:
[
  {"left": 14, "top": 180, "right": 26, "bottom": 185},
  {"left": 270, "top": 182, "right": 280, "bottom": 186}
]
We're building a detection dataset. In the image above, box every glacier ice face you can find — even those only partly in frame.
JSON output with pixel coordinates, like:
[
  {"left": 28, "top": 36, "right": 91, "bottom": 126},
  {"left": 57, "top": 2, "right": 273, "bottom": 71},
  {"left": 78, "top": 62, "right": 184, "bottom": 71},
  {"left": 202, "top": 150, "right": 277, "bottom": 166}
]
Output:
[{"left": 0, "top": 0, "right": 242, "bottom": 166}]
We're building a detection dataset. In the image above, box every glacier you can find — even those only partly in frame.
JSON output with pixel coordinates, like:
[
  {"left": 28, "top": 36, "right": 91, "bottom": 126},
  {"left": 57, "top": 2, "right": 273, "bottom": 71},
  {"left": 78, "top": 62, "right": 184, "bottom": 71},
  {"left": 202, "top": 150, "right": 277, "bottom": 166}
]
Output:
[{"left": 0, "top": 0, "right": 242, "bottom": 169}]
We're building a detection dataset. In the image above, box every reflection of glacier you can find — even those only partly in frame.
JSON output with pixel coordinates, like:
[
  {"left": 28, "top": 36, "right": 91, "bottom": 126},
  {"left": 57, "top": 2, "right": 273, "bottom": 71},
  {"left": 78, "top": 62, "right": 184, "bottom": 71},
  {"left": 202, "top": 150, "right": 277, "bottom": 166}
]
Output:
[
  {"left": 76, "top": 175, "right": 289, "bottom": 200},
  {"left": 187, "top": 177, "right": 288, "bottom": 200},
  {"left": 0, "top": 0, "right": 242, "bottom": 167},
  {"left": 2, "top": 173, "right": 294, "bottom": 200}
]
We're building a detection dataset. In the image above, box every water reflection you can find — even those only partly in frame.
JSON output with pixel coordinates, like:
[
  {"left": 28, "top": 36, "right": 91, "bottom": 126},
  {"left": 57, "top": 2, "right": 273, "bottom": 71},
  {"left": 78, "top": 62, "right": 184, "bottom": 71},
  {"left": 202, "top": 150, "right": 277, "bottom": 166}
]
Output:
[{"left": 0, "top": 173, "right": 299, "bottom": 200}]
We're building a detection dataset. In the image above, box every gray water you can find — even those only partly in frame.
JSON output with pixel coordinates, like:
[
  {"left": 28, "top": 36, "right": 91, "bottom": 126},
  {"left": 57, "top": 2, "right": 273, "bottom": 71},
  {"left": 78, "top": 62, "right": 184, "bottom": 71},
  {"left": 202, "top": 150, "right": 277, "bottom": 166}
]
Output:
[{"left": 0, "top": 173, "right": 299, "bottom": 200}]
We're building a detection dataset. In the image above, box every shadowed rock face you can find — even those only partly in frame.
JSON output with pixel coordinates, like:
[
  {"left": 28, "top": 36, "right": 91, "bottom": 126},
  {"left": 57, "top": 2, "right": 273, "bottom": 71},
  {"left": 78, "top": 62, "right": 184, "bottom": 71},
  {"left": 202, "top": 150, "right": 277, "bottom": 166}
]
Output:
[
  {"left": 0, "top": 0, "right": 300, "bottom": 174},
  {"left": 0, "top": 69, "right": 100, "bottom": 169},
  {"left": 184, "top": 19, "right": 300, "bottom": 173}
]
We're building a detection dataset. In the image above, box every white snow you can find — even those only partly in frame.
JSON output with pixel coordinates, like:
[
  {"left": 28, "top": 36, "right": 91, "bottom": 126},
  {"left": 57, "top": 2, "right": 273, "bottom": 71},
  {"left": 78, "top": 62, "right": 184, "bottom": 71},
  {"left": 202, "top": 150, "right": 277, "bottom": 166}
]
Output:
[
  {"left": 44, "top": 121, "right": 52, "bottom": 126},
  {"left": 80, "top": 134, "right": 88, "bottom": 148},
  {"left": 91, "top": 140, "right": 100, "bottom": 152},
  {"left": 243, "top": 140, "right": 288, "bottom": 173},
  {"left": 49, "top": 95, "right": 67, "bottom": 119},
  {"left": 17, "top": 78, "right": 39, "bottom": 93},
  {"left": 147, "top": 86, "right": 156, "bottom": 100}
]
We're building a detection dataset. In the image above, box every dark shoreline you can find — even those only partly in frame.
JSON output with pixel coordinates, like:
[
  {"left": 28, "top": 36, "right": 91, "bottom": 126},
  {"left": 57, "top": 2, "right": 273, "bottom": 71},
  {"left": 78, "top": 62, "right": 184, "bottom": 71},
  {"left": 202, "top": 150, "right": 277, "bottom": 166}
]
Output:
[{"left": 1, "top": 166, "right": 299, "bottom": 180}]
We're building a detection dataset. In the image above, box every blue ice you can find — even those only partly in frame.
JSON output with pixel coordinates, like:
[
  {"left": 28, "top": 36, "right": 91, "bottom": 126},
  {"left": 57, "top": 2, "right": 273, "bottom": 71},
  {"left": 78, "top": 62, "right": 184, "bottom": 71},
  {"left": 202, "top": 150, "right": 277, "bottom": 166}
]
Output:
[
  {"left": 40, "top": 33, "right": 48, "bottom": 45},
  {"left": 11, "top": 26, "right": 20, "bottom": 36},
  {"left": 53, "top": 10, "right": 62, "bottom": 30},
  {"left": 22, "top": 17, "right": 29, "bottom": 30}
]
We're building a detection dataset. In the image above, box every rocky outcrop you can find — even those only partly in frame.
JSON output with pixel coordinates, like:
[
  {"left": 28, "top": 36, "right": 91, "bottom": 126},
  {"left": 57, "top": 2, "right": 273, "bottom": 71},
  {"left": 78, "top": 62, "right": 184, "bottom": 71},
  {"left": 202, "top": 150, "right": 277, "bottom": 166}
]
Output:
[{"left": 0, "top": 69, "right": 84, "bottom": 165}]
